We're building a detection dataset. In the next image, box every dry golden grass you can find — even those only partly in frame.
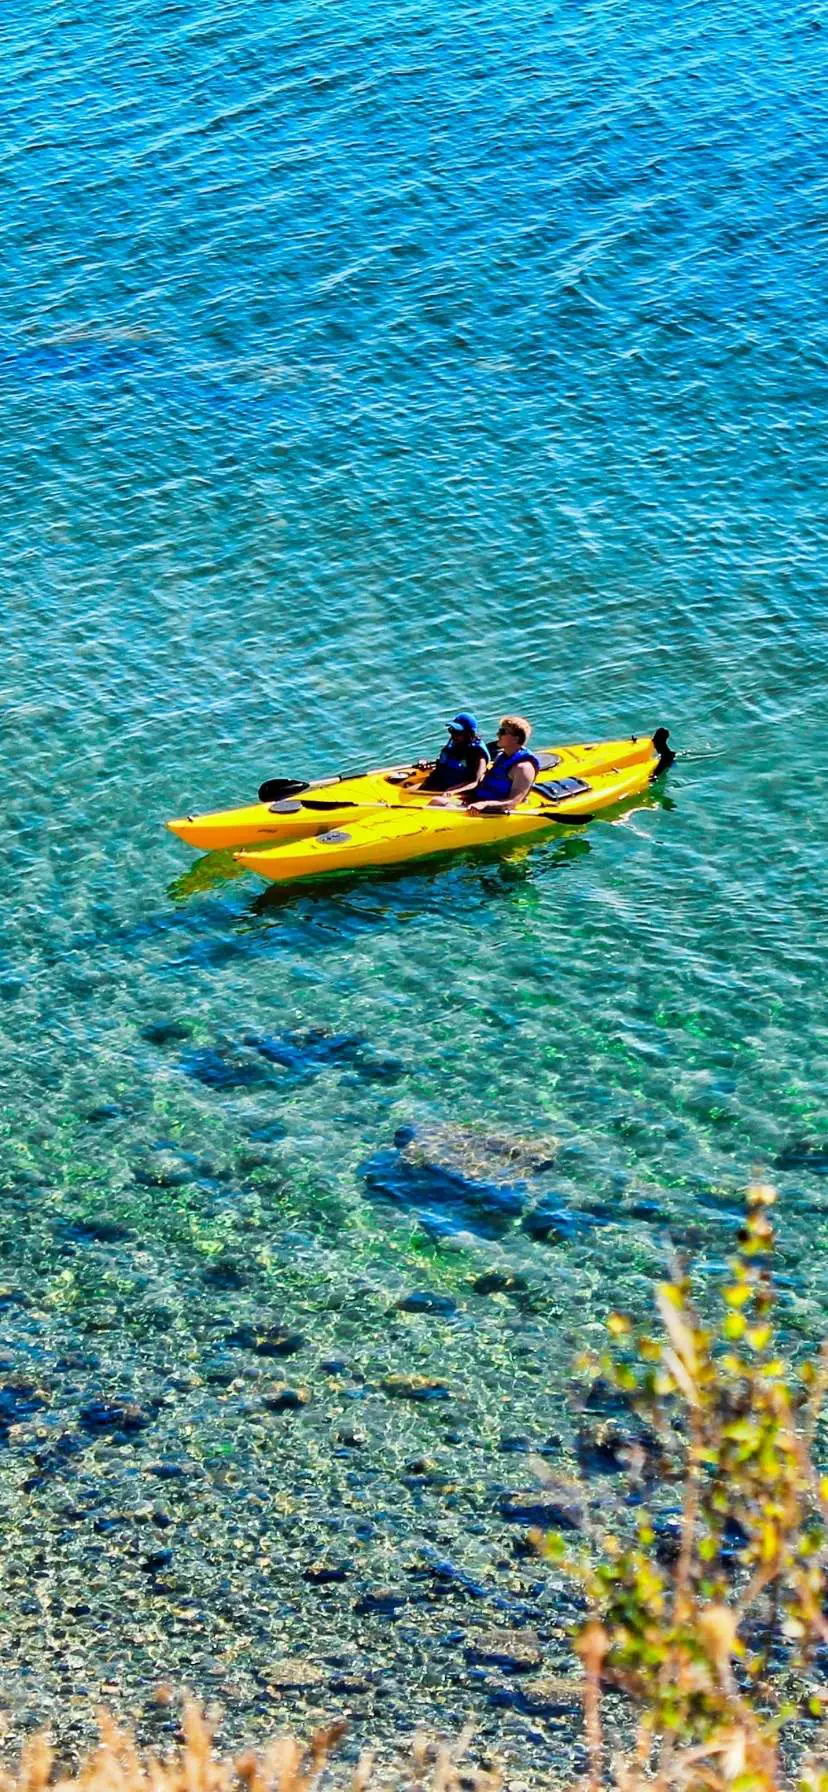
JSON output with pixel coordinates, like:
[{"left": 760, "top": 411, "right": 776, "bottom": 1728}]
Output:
[{"left": 0, "top": 1706, "right": 502, "bottom": 1792}]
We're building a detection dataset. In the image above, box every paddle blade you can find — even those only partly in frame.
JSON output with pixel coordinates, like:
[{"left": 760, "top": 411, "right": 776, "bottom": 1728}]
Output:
[{"left": 257, "top": 777, "right": 310, "bottom": 801}]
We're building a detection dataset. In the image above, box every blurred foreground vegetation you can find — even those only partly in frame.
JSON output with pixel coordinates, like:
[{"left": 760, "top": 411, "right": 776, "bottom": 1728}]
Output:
[{"left": 557, "top": 1180, "right": 828, "bottom": 1791}]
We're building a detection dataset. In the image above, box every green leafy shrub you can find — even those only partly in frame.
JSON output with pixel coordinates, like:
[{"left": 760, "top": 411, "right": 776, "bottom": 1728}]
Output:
[{"left": 553, "top": 1183, "right": 828, "bottom": 1792}]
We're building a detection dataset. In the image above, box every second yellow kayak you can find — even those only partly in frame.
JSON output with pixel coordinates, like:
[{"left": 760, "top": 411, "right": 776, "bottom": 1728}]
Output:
[{"left": 234, "top": 745, "right": 666, "bottom": 885}]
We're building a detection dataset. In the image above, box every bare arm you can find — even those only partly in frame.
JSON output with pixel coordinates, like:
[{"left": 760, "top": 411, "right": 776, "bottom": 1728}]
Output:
[{"left": 466, "top": 761, "right": 536, "bottom": 815}]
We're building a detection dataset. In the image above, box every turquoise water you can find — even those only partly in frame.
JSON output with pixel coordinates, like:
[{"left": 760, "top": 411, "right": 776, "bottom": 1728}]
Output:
[{"left": 1, "top": 0, "right": 826, "bottom": 1771}]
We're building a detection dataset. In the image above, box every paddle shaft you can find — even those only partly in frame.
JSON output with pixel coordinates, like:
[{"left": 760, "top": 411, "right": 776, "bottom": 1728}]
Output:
[
  {"left": 297, "top": 795, "right": 592, "bottom": 819},
  {"left": 259, "top": 763, "right": 416, "bottom": 801}
]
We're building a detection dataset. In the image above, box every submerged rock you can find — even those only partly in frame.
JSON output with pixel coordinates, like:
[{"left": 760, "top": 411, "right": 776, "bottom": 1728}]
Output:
[
  {"left": 0, "top": 1289, "right": 32, "bottom": 1312},
  {"left": 487, "top": 1676, "right": 583, "bottom": 1719},
  {"left": 382, "top": 1375, "right": 451, "bottom": 1403},
  {"left": 394, "top": 1290, "right": 457, "bottom": 1316},
  {"left": 363, "top": 1120, "right": 559, "bottom": 1240},
  {"left": 499, "top": 1483, "right": 586, "bottom": 1531},
  {"left": 180, "top": 1047, "right": 272, "bottom": 1090},
  {"left": 262, "top": 1659, "right": 326, "bottom": 1689},
  {"left": 521, "top": 1202, "right": 606, "bottom": 1243},
  {"left": 79, "top": 1399, "right": 153, "bottom": 1433},
  {"left": 226, "top": 1322, "right": 305, "bottom": 1357},
  {"left": 395, "top": 1122, "right": 558, "bottom": 1179},
  {"left": 776, "top": 1138, "right": 828, "bottom": 1175},
  {"left": 262, "top": 1383, "right": 310, "bottom": 1412},
  {"left": 466, "top": 1628, "right": 543, "bottom": 1673},
  {"left": 141, "top": 1019, "right": 194, "bottom": 1046},
  {"left": 303, "top": 1560, "right": 350, "bottom": 1584},
  {"left": 353, "top": 1586, "right": 408, "bottom": 1617},
  {"left": 0, "top": 1380, "right": 49, "bottom": 1439},
  {"left": 244, "top": 1027, "right": 404, "bottom": 1086},
  {"left": 22, "top": 1430, "right": 87, "bottom": 1491},
  {"left": 59, "top": 1215, "right": 133, "bottom": 1245},
  {"left": 471, "top": 1271, "right": 529, "bottom": 1296}
]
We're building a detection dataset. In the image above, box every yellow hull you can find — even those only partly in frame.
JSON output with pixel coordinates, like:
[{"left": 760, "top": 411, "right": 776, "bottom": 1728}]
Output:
[
  {"left": 166, "top": 765, "right": 416, "bottom": 851},
  {"left": 235, "top": 752, "right": 661, "bottom": 885},
  {"left": 167, "top": 735, "right": 658, "bottom": 851}
]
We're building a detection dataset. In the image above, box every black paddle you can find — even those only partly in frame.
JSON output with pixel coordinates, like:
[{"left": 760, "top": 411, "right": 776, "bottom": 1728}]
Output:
[
  {"left": 258, "top": 777, "right": 310, "bottom": 801},
  {"left": 272, "top": 778, "right": 594, "bottom": 820},
  {"left": 258, "top": 763, "right": 417, "bottom": 803}
]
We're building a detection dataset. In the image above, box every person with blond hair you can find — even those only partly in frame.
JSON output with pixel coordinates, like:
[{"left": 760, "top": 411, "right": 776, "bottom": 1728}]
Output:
[{"left": 463, "top": 715, "right": 539, "bottom": 814}]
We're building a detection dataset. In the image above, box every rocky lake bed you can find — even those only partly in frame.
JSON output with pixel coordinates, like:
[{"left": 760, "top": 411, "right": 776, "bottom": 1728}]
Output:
[{"left": 2, "top": 1026, "right": 825, "bottom": 1781}]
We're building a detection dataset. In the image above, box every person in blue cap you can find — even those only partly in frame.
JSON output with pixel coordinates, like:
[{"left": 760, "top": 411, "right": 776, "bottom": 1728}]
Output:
[{"left": 409, "top": 712, "right": 490, "bottom": 794}]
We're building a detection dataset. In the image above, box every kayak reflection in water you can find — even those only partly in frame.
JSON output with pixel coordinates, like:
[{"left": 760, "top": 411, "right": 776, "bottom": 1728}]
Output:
[
  {"left": 432, "top": 714, "right": 540, "bottom": 814},
  {"left": 406, "top": 711, "right": 490, "bottom": 795}
]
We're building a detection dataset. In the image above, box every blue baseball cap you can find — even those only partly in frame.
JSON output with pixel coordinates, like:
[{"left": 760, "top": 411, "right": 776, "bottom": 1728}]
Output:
[{"left": 446, "top": 711, "right": 479, "bottom": 736}]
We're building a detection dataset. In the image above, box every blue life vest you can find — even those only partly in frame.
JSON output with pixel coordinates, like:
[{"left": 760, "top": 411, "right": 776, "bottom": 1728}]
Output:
[
  {"left": 471, "top": 747, "right": 540, "bottom": 804},
  {"left": 421, "top": 734, "right": 489, "bottom": 792}
]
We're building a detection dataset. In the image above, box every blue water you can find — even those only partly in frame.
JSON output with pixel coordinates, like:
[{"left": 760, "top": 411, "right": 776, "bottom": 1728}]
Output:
[{"left": 0, "top": 0, "right": 826, "bottom": 1771}]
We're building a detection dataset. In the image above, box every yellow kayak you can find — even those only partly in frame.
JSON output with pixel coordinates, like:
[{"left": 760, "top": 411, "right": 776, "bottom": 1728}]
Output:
[
  {"left": 166, "top": 764, "right": 418, "bottom": 851},
  {"left": 167, "top": 733, "right": 664, "bottom": 852},
  {"left": 234, "top": 738, "right": 670, "bottom": 886}
]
